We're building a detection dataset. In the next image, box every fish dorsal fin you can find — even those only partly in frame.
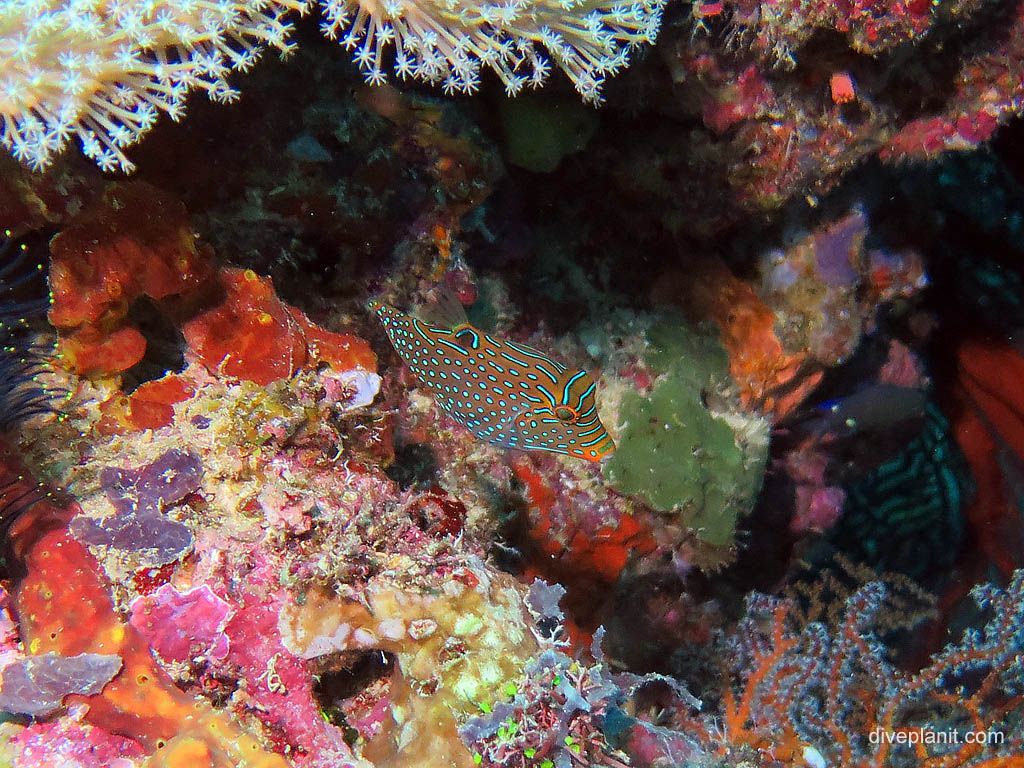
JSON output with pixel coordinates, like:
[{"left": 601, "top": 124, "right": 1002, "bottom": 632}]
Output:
[{"left": 417, "top": 286, "right": 470, "bottom": 329}]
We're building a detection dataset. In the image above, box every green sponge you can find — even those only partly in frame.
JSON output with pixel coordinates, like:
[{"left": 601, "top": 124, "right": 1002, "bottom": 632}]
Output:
[{"left": 603, "top": 315, "right": 768, "bottom": 549}]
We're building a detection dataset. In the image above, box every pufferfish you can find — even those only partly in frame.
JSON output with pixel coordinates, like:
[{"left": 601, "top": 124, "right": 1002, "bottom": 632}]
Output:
[{"left": 368, "top": 296, "right": 615, "bottom": 462}]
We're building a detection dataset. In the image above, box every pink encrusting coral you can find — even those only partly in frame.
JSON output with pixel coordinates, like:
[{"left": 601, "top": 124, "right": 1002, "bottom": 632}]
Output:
[
  {"left": 130, "top": 585, "right": 233, "bottom": 665},
  {"left": 157, "top": 564, "right": 367, "bottom": 768},
  {"left": 718, "top": 0, "right": 971, "bottom": 60},
  {"left": 5, "top": 718, "right": 147, "bottom": 768},
  {"left": 782, "top": 445, "right": 846, "bottom": 534}
]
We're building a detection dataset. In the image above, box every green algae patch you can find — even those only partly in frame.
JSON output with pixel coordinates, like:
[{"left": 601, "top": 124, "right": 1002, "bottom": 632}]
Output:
[
  {"left": 603, "top": 315, "right": 769, "bottom": 550},
  {"left": 499, "top": 92, "right": 598, "bottom": 174}
]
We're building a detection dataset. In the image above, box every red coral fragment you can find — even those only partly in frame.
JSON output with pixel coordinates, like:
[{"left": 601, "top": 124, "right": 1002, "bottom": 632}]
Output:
[
  {"left": 124, "top": 374, "right": 197, "bottom": 431},
  {"left": 96, "top": 374, "right": 198, "bottom": 435},
  {"left": 58, "top": 325, "right": 147, "bottom": 379},
  {"left": 701, "top": 64, "right": 774, "bottom": 134},
  {"left": 182, "top": 268, "right": 304, "bottom": 385},
  {"left": 10, "top": 719, "right": 147, "bottom": 768},
  {"left": 292, "top": 305, "right": 377, "bottom": 373},
  {"left": 131, "top": 563, "right": 177, "bottom": 596},
  {"left": 513, "top": 459, "right": 656, "bottom": 585},
  {"left": 183, "top": 268, "right": 376, "bottom": 385},
  {"left": 409, "top": 485, "right": 467, "bottom": 538},
  {"left": 829, "top": 71, "right": 856, "bottom": 104},
  {"left": 48, "top": 182, "right": 212, "bottom": 377}
]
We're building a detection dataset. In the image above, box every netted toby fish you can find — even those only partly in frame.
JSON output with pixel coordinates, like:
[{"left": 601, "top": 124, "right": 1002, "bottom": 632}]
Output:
[{"left": 368, "top": 297, "right": 615, "bottom": 462}]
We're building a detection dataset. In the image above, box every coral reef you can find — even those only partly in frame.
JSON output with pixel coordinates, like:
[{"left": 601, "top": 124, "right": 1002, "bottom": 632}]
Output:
[
  {"left": 0, "top": 442, "right": 296, "bottom": 768},
  {"left": 5, "top": 5, "right": 1024, "bottom": 765},
  {"left": 669, "top": 572, "right": 1024, "bottom": 767},
  {"left": 756, "top": 206, "right": 926, "bottom": 368},
  {"left": 458, "top": 584, "right": 633, "bottom": 768},
  {"left": 661, "top": 0, "right": 1024, "bottom": 208},
  {"left": 655, "top": 256, "right": 822, "bottom": 420},
  {"left": 659, "top": 207, "right": 928, "bottom": 420},
  {"left": 512, "top": 455, "right": 656, "bottom": 586},
  {"left": 281, "top": 566, "right": 539, "bottom": 768}
]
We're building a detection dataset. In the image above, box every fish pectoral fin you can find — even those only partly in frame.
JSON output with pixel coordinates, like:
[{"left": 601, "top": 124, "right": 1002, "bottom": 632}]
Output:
[{"left": 418, "top": 286, "right": 471, "bottom": 328}]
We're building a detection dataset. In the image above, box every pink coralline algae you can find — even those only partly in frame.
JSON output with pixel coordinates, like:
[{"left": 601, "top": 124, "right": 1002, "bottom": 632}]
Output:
[
  {"left": 878, "top": 339, "right": 929, "bottom": 388},
  {"left": 70, "top": 449, "right": 202, "bottom": 565},
  {"left": 130, "top": 564, "right": 364, "bottom": 768},
  {"left": 718, "top": 0, "right": 960, "bottom": 60},
  {"left": 781, "top": 444, "right": 847, "bottom": 534},
  {"left": 6, "top": 719, "right": 147, "bottom": 768},
  {"left": 129, "top": 584, "right": 232, "bottom": 665},
  {"left": 257, "top": 484, "right": 318, "bottom": 534},
  {"left": 212, "top": 570, "right": 362, "bottom": 768},
  {"left": 0, "top": 441, "right": 291, "bottom": 767}
]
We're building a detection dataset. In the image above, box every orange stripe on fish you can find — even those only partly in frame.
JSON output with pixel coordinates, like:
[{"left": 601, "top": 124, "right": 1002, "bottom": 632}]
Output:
[{"left": 368, "top": 300, "right": 615, "bottom": 462}]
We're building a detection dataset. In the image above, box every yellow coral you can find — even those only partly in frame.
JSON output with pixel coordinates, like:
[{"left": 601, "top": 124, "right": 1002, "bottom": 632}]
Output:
[{"left": 280, "top": 564, "right": 540, "bottom": 768}]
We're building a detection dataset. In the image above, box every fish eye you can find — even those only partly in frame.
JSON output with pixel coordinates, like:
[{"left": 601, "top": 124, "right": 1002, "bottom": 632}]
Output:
[{"left": 555, "top": 406, "right": 577, "bottom": 423}]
